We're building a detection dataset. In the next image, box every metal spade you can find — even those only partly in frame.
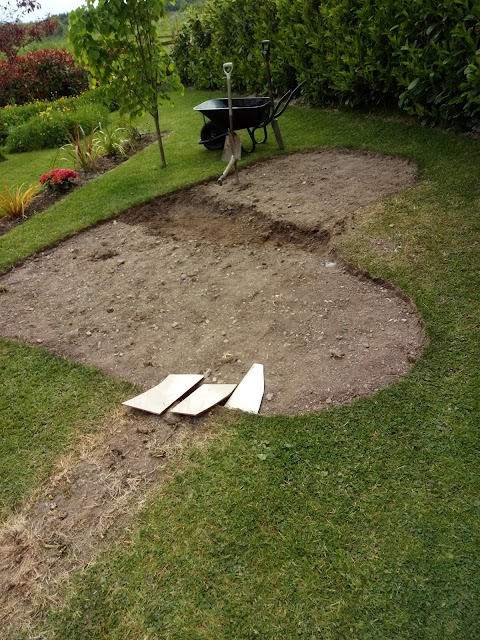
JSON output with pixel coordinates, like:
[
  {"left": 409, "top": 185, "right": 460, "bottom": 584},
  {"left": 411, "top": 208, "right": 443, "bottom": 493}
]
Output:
[{"left": 218, "top": 62, "right": 241, "bottom": 185}]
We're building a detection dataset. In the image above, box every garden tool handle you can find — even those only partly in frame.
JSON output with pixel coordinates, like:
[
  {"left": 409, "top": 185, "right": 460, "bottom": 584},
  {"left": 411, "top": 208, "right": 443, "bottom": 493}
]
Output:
[
  {"left": 223, "top": 62, "right": 233, "bottom": 80},
  {"left": 223, "top": 62, "right": 234, "bottom": 134},
  {"left": 261, "top": 40, "right": 271, "bottom": 63},
  {"left": 262, "top": 41, "right": 275, "bottom": 118}
]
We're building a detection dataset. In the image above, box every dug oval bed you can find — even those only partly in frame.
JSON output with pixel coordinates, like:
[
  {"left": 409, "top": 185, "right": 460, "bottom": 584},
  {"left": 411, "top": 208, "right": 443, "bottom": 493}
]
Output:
[{"left": 0, "top": 149, "right": 424, "bottom": 416}]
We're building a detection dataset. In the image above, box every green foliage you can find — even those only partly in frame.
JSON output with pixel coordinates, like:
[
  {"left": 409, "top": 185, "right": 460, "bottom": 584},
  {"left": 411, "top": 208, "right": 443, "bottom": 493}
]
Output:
[
  {"left": 0, "top": 89, "right": 108, "bottom": 130},
  {"left": 1, "top": 99, "right": 58, "bottom": 130},
  {"left": 116, "top": 116, "right": 143, "bottom": 151},
  {"left": 4, "top": 101, "right": 109, "bottom": 153},
  {"left": 60, "top": 123, "right": 101, "bottom": 172},
  {"left": 0, "top": 114, "right": 7, "bottom": 144},
  {"left": 173, "top": 0, "right": 282, "bottom": 92},
  {"left": 94, "top": 124, "right": 129, "bottom": 157},
  {"left": 69, "top": 0, "right": 183, "bottom": 167},
  {"left": 173, "top": 0, "right": 480, "bottom": 128},
  {"left": 167, "top": 0, "right": 205, "bottom": 12}
]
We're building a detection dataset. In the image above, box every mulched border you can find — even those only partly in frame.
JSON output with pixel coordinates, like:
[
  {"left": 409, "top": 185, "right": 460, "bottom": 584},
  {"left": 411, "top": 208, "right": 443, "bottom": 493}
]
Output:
[{"left": 0, "top": 133, "right": 157, "bottom": 238}]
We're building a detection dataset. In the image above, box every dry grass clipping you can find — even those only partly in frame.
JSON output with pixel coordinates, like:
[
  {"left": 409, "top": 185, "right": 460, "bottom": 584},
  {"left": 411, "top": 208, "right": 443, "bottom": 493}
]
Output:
[{"left": 0, "top": 405, "right": 231, "bottom": 635}]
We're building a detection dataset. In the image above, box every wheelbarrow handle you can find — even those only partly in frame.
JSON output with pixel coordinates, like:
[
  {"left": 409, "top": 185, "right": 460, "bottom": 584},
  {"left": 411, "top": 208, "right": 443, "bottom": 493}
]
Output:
[
  {"left": 272, "top": 80, "right": 307, "bottom": 120},
  {"left": 223, "top": 62, "right": 233, "bottom": 79},
  {"left": 261, "top": 40, "right": 271, "bottom": 62}
]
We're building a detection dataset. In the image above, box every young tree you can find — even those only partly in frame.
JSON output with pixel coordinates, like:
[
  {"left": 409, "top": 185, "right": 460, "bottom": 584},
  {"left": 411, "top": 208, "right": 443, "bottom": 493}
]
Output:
[{"left": 69, "top": 0, "right": 182, "bottom": 168}]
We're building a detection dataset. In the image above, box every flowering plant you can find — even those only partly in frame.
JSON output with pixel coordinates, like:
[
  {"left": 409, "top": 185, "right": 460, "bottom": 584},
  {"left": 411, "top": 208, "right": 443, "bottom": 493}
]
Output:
[{"left": 39, "top": 168, "right": 78, "bottom": 192}]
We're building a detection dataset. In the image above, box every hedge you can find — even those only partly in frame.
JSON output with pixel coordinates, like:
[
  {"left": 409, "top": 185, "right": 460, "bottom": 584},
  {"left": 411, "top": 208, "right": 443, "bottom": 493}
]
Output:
[
  {"left": 173, "top": 0, "right": 480, "bottom": 129},
  {"left": 0, "top": 49, "right": 88, "bottom": 108}
]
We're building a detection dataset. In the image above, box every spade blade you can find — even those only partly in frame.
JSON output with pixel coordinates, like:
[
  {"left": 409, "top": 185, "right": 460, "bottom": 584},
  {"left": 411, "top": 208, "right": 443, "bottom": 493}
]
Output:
[{"left": 221, "top": 131, "right": 242, "bottom": 162}]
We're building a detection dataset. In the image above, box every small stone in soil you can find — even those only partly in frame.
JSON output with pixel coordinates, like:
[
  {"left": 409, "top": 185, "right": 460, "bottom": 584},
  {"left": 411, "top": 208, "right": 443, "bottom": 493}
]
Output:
[
  {"left": 136, "top": 425, "right": 153, "bottom": 435},
  {"left": 329, "top": 348, "right": 345, "bottom": 358}
]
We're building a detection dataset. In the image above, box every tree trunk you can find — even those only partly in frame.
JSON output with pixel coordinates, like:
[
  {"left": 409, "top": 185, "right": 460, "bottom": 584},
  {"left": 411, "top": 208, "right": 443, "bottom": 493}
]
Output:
[{"left": 153, "top": 104, "right": 166, "bottom": 168}]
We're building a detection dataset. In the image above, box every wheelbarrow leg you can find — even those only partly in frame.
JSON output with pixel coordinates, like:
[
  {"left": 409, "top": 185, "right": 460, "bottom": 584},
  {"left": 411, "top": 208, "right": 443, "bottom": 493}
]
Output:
[
  {"left": 243, "top": 126, "right": 268, "bottom": 154},
  {"left": 271, "top": 119, "right": 284, "bottom": 150},
  {"left": 247, "top": 129, "right": 257, "bottom": 154}
]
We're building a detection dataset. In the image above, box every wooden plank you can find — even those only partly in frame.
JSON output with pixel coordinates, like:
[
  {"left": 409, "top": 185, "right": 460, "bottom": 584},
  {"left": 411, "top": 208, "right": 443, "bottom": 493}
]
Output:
[
  {"left": 225, "top": 363, "right": 264, "bottom": 413},
  {"left": 122, "top": 374, "right": 203, "bottom": 415},
  {"left": 171, "top": 384, "right": 237, "bottom": 416}
]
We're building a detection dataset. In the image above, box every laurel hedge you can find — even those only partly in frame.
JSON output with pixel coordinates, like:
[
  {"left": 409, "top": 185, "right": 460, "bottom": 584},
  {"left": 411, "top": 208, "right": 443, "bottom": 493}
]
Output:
[{"left": 173, "top": 0, "right": 480, "bottom": 129}]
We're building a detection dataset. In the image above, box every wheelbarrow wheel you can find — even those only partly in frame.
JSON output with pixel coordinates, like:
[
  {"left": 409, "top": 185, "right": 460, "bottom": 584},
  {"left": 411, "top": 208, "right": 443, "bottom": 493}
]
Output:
[{"left": 200, "top": 121, "right": 228, "bottom": 151}]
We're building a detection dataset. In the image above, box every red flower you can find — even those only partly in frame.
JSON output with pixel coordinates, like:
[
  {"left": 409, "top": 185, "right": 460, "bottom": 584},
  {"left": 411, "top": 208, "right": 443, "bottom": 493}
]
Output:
[{"left": 39, "top": 168, "right": 78, "bottom": 191}]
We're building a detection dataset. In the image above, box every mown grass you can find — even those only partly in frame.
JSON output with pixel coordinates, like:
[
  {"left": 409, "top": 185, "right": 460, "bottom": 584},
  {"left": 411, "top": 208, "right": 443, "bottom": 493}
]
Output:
[
  {"left": 0, "top": 147, "right": 75, "bottom": 190},
  {"left": 1, "top": 91, "right": 479, "bottom": 638},
  {"left": 0, "top": 339, "right": 135, "bottom": 519}
]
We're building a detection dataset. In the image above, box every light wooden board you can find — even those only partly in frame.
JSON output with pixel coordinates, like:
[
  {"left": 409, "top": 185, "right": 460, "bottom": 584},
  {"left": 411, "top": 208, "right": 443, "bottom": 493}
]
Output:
[
  {"left": 225, "top": 363, "right": 264, "bottom": 413},
  {"left": 122, "top": 374, "right": 203, "bottom": 415},
  {"left": 171, "top": 384, "right": 237, "bottom": 416}
]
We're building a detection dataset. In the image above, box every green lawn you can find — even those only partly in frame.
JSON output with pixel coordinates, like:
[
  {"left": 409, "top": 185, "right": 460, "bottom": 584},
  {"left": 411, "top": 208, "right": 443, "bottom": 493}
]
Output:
[
  {"left": 1, "top": 91, "right": 479, "bottom": 639},
  {"left": 0, "top": 340, "right": 134, "bottom": 518}
]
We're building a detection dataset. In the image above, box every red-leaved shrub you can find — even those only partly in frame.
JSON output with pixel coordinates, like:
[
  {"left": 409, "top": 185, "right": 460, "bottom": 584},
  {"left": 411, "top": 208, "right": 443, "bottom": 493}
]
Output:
[
  {"left": 0, "top": 18, "right": 58, "bottom": 60},
  {"left": 0, "top": 49, "right": 88, "bottom": 107}
]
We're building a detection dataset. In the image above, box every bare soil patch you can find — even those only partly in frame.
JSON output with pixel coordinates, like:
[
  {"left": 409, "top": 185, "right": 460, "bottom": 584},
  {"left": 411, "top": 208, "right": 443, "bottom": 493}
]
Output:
[
  {"left": 0, "top": 149, "right": 422, "bottom": 415},
  {"left": 0, "top": 149, "right": 423, "bottom": 631}
]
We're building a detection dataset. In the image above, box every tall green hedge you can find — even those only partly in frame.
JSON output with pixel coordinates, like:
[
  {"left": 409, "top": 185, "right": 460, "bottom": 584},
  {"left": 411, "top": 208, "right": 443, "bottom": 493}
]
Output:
[{"left": 173, "top": 0, "right": 480, "bottom": 128}]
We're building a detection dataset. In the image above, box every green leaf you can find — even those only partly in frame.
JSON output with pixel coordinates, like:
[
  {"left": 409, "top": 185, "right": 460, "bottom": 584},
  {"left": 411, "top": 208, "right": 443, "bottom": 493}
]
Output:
[{"left": 407, "top": 78, "right": 421, "bottom": 91}]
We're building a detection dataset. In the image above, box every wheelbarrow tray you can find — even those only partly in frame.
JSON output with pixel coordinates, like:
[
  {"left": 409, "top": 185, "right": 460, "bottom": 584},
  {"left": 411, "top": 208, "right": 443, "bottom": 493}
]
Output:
[{"left": 194, "top": 97, "right": 270, "bottom": 131}]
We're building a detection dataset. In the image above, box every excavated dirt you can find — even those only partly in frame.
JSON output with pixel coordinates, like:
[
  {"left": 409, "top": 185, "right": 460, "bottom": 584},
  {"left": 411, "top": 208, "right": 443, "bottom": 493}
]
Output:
[
  {"left": 0, "top": 149, "right": 423, "bottom": 630},
  {"left": 0, "top": 149, "right": 422, "bottom": 415}
]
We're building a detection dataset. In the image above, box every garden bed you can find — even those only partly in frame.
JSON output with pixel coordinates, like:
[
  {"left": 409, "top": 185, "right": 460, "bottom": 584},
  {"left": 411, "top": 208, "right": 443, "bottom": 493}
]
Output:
[{"left": 0, "top": 133, "right": 157, "bottom": 237}]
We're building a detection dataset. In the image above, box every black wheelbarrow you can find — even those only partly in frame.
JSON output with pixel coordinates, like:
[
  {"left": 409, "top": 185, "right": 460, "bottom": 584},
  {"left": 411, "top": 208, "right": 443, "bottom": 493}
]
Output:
[
  {"left": 194, "top": 40, "right": 305, "bottom": 154},
  {"left": 194, "top": 84, "right": 304, "bottom": 153}
]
